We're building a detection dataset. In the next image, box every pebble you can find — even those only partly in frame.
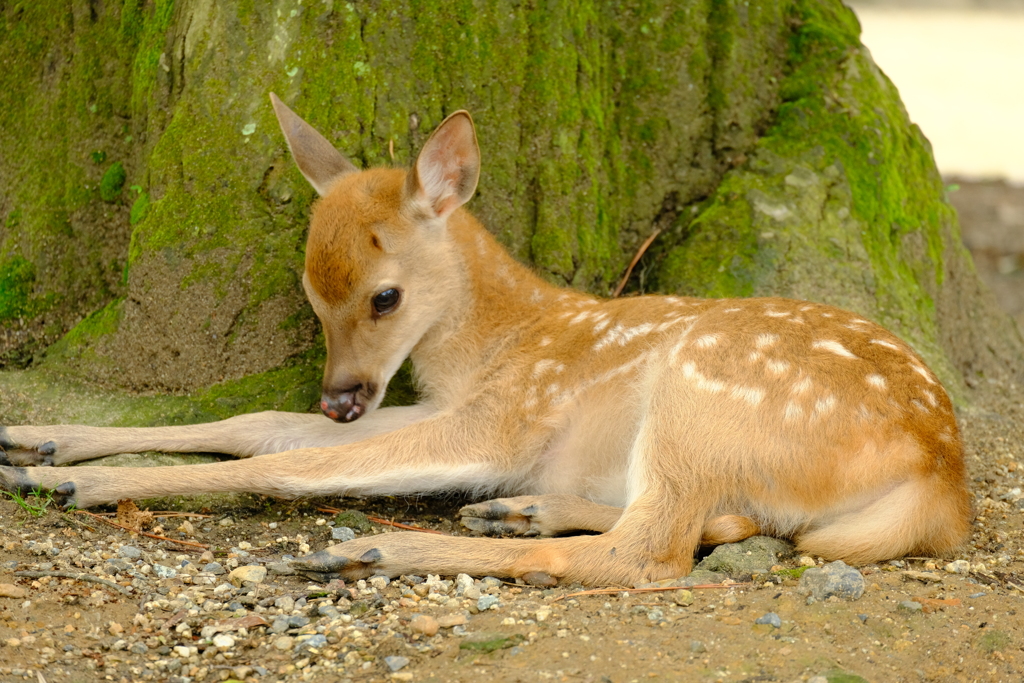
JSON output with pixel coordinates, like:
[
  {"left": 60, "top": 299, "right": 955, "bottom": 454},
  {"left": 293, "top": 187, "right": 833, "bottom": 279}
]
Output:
[
  {"left": 755, "top": 612, "right": 782, "bottom": 628},
  {"left": 273, "top": 636, "right": 294, "bottom": 651},
  {"left": 944, "top": 559, "right": 971, "bottom": 574},
  {"left": 117, "top": 546, "right": 142, "bottom": 560},
  {"left": 267, "top": 561, "right": 295, "bottom": 576},
  {"left": 436, "top": 614, "right": 467, "bottom": 628},
  {"left": 270, "top": 617, "right": 290, "bottom": 634},
  {"left": 331, "top": 526, "right": 356, "bottom": 542},
  {"left": 0, "top": 584, "right": 27, "bottom": 599},
  {"left": 153, "top": 564, "right": 177, "bottom": 579},
  {"left": 898, "top": 600, "right": 924, "bottom": 613},
  {"left": 456, "top": 573, "right": 474, "bottom": 595},
  {"left": 384, "top": 655, "right": 410, "bottom": 672},
  {"left": 203, "top": 562, "right": 226, "bottom": 575},
  {"left": 294, "top": 634, "right": 327, "bottom": 652},
  {"left": 798, "top": 560, "right": 865, "bottom": 601},
  {"left": 673, "top": 589, "right": 694, "bottom": 607},
  {"left": 228, "top": 565, "right": 267, "bottom": 586},
  {"left": 477, "top": 595, "right": 500, "bottom": 611},
  {"left": 212, "top": 634, "right": 235, "bottom": 649},
  {"left": 409, "top": 614, "right": 440, "bottom": 636}
]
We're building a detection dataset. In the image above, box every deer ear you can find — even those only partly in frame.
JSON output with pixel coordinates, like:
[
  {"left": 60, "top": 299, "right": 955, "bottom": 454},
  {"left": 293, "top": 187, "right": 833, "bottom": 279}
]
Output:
[
  {"left": 270, "top": 93, "right": 358, "bottom": 196},
  {"left": 405, "top": 111, "right": 480, "bottom": 219}
]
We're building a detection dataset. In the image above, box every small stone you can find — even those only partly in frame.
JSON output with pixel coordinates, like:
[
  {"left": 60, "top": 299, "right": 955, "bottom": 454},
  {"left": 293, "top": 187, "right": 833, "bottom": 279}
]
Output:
[
  {"left": 463, "top": 586, "right": 481, "bottom": 600},
  {"left": 384, "top": 655, "right": 410, "bottom": 672},
  {"left": 153, "top": 564, "right": 177, "bottom": 579},
  {"left": 436, "top": 614, "right": 467, "bottom": 628},
  {"left": 212, "top": 634, "right": 235, "bottom": 649},
  {"left": 273, "top": 636, "right": 294, "bottom": 651},
  {"left": 130, "top": 642, "right": 149, "bottom": 655},
  {"left": 798, "top": 556, "right": 817, "bottom": 567},
  {"left": 0, "top": 584, "right": 27, "bottom": 599},
  {"left": 755, "top": 612, "right": 782, "bottom": 628},
  {"left": 368, "top": 575, "right": 390, "bottom": 590},
  {"left": 286, "top": 615, "right": 310, "bottom": 629},
  {"left": 694, "top": 536, "right": 794, "bottom": 576},
  {"left": 477, "top": 594, "right": 500, "bottom": 611},
  {"left": 902, "top": 570, "right": 942, "bottom": 584},
  {"left": 317, "top": 604, "right": 340, "bottom": 619},
  {"left": 203, "top": 562, "right": 226, "bottom": 575},
  {"left": 219, "top": 517, "right": 234, "bottom": 527},
  {"left": 409, "top": 614, "right": 439, "bottom": 636},
  {"left": 797, "top": 560, "right": 865, "bottom": 601},
  {"left": 294, "top": 634, "right": 327, "bottom": 652},
  {"left": 673, "top": 589, "right": 694, "bottom": 606},
  {"left": 331, "top": 526, "right": 356, "bottom": 542},
  {"left": 173, "top": 645, "right": 191, "bottom": 657},
  {"left": 268, "top": 561, "right": 295, "bottom": 576},
  {"left": 898, "top": 600, "right": 924, "bottom": 612},
  {"left": 455, "top": 574, "right": 474, "bottom": 595},
  {"left": 690, "top": 640, "right": 706, "bottom": 653},
  {"left": 117, "top": 546, "right": 142, "bottom": 560},
  {"left": 270, "top": 617, "right": 290, "bottom": 634},
  {"left": 944, "top": 560, "right": 971, "bottom": 574},
  {"left": 228, "top": 565, "right": 267, "bottom": 586}
]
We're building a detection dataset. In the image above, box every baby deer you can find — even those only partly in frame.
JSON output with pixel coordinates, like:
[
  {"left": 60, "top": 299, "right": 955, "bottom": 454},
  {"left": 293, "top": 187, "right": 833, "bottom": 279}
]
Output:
[{"left": 0, "top": 96, "right": 971, "bottom": 586}]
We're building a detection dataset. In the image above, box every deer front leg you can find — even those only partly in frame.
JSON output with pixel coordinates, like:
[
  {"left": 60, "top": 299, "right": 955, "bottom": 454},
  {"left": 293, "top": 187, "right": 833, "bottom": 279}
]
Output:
[
  {"left": 0, "top": 404, "right": 435, "bottom": 466},
  {"left": 0, "top": 411, "right": 506, "bottom": 509},
  {"left": 460, "top": 494, "right": 623, "bottom": 536}
]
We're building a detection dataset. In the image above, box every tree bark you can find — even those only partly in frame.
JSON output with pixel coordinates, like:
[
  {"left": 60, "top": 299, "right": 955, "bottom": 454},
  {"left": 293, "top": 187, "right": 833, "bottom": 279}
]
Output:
[{"left": 0, "top": 0, "right": 1020, "bottom": 408}]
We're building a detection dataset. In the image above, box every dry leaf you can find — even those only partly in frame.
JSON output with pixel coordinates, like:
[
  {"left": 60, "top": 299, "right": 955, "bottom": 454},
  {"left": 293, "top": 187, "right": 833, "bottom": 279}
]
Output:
[{"left": 116, "top": 499, "right": 154, "bottom": 532}]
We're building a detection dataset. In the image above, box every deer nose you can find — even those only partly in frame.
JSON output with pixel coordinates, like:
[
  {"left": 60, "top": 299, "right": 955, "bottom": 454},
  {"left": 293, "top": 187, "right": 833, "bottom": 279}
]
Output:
[{"left": 320, "top": 382, "right": 376, "bottom": 423}]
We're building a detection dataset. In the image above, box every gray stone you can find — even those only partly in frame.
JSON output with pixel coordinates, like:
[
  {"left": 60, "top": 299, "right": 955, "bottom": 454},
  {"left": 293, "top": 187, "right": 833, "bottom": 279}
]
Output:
[
  {"left": 477, "top": 594, "right": 500, "bottom": 611},
  {"left": 117, "top": 546, "right": 142, "bottom": 560},
  {"left": 203, "top": 562, "right": 226, "bottom": 575},
  {"left": 384, "top": 655, "right": 410, "bottom": 672},
  {"left": 898, "top": 600, "right": 924, "bottom": 613},
  {"left": 270, "top": 617, "right": 290, "bottom": 634},
  {"left": 755, "top": 612, "right": 782, "bottom": 628},
  {"left": 694, "top": 536, "right": 794, "bottom": 576},
  {"left": 797, "top": 560, "right": 865, "bottom": 601},
  {"left": 129, "top": 642, "right": 149, "bottom": 655},
  {"left": 690, "top": 640, "right": 707, "bottom": 653},
  {"left": 286, "top": 615, "right": 310, "bottom": 629},
  {"left": 317, "top": 604, "right": 340, "bottom": 619},
  {"left": 153, "top": 564, "right": 177, "bottom": 579},
  {"left": 677, "top": 570, "right": 727, "bottom": 587},
  {"left": 267, "top": 562, "right": 295, "bottom": 576},
  {"left": 294, "top": 634, "right": 327, "bottom": 652},
  {"left": 331, "top": 526, "right": 356, "bottom": 542}
]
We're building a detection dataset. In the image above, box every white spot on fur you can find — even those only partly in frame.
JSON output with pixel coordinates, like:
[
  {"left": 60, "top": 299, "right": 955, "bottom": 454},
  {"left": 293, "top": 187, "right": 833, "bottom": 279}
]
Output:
[
  {"left": 813, "top": 394, "right": 837, "bottom": 418},
  {"left": 821, "top": 313, "right": 833, "bottom": 318},
  {"left": 869, "top": 339, "right": 898, "bottom": 351},
  {"left": 694, "top": 334, "right": 720, "bottom": 349},
  {"left": 545, "top": 383, "right": 560, "bottom": 396},
  {"left": 799, "top": 305, "right": 814, "bottom": 312},
  {"left": 569, "top": 311, "right": 592, "bottom": 325},
  {"left": 530, "top": 288, "right": 543, "bottom": 303},
  {"left": 594, "top": 322, "right": 655, "bottom": 351},
  {"left": 865, "top": 374, "right": 887, "bottom": 390},
  {"left": 784, "top": 401, "right": 803, "bottom": 421},
  {"left": 911, "top": 364, "right": 937, "bottom": 385},
  {"left": 922, "top": 389, "right": 937, "bottom": 407},
  {"left": 532, "top": 359, "right": 556, "bottom": 377},
  {"left": 791, "top": 376, "right": 812, "bottom": 395},
  {"left": 748, "top": 351, "right": 762, "bottom": 363},
  {"left": 849, "top": 318, "right": 868, "bottom": 325},
  {"left": 755, "top": 333, "right": 779, "bottom": 349},
  {"left": 788, "top": 317, "right": 805, "bottom": 324},
  {"left": 910, "top": 398, "right": 928, "bottom": 412},
  {"left": 593, "top": 318, "right": 611, "bottom": 334},
  {"left": 539, "top": 336, "right": 552, "bottom": 347},
  {"left": 680, "top": 362, "right": 726, "bottom": 393},
  {"left": 730, "top": 385, "right": 765, "bottom": 405},
  {"left": 766, "top": 359, "right": 790, "bottom": 375},
  {"left": 765, "top": 310, "right": 791, "bottom": 318},
  {"left": 723, "top": 307, "right": 742, "bottom": 313},
  {"left": 811, "top": 340, "right": 857, "bottom": 359}
]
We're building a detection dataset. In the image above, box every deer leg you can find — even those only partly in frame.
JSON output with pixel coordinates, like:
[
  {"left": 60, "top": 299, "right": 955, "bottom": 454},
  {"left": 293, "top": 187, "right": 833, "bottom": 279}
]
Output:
[
  {"left": 460, "top": 494, "right": 623, "bottom": 537},
  {"left": 0, "top": 404, "right": 435, "bottom": 466},
  {"left": 0, "top": 411, "right": 506, "bottom": 509}
]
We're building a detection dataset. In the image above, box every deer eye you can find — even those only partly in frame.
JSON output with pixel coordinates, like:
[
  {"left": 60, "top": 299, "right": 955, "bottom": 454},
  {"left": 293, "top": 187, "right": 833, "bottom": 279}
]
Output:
[{"left": 372, "top": 288, "right": 401, "bottom": 316}]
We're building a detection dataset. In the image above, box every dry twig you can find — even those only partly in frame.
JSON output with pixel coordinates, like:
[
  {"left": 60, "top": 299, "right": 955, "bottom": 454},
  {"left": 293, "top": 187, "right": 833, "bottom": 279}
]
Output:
[
  {"left": 15, "top": 570, "right": 132, "bottom": 595},
  {"left": 75, "top": 509, "right": 209, "bottom": 549},
  {"left": 612, "top": 229, "right": 662, "bottom": 297}
]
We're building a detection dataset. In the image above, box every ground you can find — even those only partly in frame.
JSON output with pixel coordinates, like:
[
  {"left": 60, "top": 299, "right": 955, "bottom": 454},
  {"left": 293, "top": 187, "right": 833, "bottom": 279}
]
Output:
[{"left": 0, "top": 180, "right": 1023, "bottom": 683}]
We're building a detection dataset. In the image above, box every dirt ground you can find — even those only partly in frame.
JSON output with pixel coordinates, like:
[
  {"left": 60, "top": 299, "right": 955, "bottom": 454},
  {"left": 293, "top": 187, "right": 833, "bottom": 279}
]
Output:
[{"left": 1, "top": 180, "right": 1023, "bottom": 683}]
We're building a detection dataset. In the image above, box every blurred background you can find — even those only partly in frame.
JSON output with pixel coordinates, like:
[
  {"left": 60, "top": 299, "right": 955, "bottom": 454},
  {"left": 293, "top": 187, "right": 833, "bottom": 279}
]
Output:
[{"left": 850, "top": 0, "right": 1024, "bottom": 333}]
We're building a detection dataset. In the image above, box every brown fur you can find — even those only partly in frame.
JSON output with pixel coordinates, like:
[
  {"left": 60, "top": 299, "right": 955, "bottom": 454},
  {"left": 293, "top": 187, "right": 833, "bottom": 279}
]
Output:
[{"left": 0, "top": 97, "right": 972, "bottom": 586}]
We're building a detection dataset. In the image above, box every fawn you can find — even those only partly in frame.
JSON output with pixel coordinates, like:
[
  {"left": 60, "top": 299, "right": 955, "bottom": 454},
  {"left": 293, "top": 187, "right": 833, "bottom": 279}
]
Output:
[{"left": 0, "top": 95, "right": 972, "bottom": 586}]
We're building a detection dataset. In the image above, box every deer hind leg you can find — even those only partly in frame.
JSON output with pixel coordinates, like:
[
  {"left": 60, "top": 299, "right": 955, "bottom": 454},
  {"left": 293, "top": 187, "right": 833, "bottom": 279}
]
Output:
[
  {"left": 0, "top": 404, "right": 435, "bottom": 466},
  {"left": 794, "top": 473, "right": 972, "bottom": 565},
  {"left": 459, "top": 494, "right": 624, "bottom": 537}
]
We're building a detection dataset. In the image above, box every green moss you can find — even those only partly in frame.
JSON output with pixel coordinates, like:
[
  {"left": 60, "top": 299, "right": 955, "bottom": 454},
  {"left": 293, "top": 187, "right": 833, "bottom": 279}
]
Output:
[
  {"left": 100, "top": 162, "right": 127, "bottom": 202},
  {"left": 0, "top": 254, "right": 36, "bottom": 320},
  {"left": 653, "top": 0, "right": 962, "bottom": 394},
  {"left": 129, "top": 191, "right": 150, "bottom": 225}
]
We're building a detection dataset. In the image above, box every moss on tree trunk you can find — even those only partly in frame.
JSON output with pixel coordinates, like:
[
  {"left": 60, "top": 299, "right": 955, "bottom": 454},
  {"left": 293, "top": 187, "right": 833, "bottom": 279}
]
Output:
[{"left": 1, "top": 0, "right": 1020, "bottom": 412}]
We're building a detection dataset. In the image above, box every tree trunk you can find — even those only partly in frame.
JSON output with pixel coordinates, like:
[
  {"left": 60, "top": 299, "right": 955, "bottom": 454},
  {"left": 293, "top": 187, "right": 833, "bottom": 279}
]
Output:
[{"left": 1, "top": 0, "right": 1020, "bottom": 411}]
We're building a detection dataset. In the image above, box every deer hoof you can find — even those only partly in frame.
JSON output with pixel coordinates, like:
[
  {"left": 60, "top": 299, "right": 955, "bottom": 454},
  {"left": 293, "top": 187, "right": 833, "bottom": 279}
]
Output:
[
  {"left": 460, "top": 499, "right": 541, "bottom": 537},
  {"left": 290, "top": 545, "right": 385, "bottom": 582},
  {"left": 0, "top": 427, "right": 57, "bottom": 467}
]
